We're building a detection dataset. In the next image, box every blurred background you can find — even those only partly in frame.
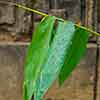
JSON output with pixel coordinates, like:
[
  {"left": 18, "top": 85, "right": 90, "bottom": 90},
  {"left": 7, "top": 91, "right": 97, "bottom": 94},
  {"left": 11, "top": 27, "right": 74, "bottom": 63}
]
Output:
[{"left": 0, "top": 0, "right": 100, "bottom": 100}]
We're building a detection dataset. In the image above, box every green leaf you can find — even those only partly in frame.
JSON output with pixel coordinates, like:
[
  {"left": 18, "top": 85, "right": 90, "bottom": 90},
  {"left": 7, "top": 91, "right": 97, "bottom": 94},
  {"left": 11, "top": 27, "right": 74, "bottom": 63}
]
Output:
[
  {"left": 24, "top": 16, "right": 56, "bottom": 100},
  {"left": 34, "top": 21, "right": 75, "bottom": 100},
  {"left": 58, "top": 27, "right": 89, "bottom": 86},
  {"left": 24, "top": 15, "right": 90, "bottom": 100}
]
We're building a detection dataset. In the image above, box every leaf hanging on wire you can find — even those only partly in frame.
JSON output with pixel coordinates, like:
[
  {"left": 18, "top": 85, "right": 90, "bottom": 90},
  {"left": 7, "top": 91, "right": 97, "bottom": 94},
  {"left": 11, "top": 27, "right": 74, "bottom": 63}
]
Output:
[
  {"left": 24, "top": 16, "right": 90, "bottom": 100},
  {"left": 34, "top": 21, "right": 75, "bottom": 100},
  {"left": 24, "top": 16, "right": 56, "bottom": 100},
  {"left": 58, "top": 27, "right": 89, "bottom": 85}
]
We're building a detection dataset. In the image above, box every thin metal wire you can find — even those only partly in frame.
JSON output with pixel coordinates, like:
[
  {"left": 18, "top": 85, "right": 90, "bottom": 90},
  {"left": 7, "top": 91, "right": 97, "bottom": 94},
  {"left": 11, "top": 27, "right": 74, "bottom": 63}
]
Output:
[{"left": 0, "top": 1, "right": 100, "bottom": 36}]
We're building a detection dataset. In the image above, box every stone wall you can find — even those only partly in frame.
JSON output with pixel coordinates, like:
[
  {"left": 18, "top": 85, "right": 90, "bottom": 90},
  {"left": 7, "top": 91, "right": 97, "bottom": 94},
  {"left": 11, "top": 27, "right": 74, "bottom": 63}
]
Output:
[
  {"left": 0, "top": 0, "right": 84, "bottom": 35},
  {"left": 0, "top": 0, "right": 32, "bottom": 35},
  {"left": 0, "top": 0, "right": 100, "bottom": 100},
  {"left": 0, "top": 45, "right": 99, "bottom": 100}
]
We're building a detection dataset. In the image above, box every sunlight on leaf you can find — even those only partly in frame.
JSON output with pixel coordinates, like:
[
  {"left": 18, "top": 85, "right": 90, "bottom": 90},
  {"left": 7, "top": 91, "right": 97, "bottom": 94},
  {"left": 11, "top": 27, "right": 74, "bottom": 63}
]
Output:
[
  {"left": 34, "top": 21, "right": 75, "bottom": 100},
  {"left": 24, "top": 16, "right": 89, "bottom": 100},
  {"left": 24, "top": 16, "right": 56, "bottom": 100},
  {"left": 59, "top": 27, "right": 89, "bottom": 86}
]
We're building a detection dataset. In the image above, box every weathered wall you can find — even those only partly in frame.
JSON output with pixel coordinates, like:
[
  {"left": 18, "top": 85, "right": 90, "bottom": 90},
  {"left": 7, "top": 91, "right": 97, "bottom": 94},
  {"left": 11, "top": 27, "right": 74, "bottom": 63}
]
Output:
[
  {"left": 0, "top": 46, "right": 98, "bottom": 100},
  {"left": 0, "top": 46, "right": 25, "bottom": 100},
  {"left": 0, "top": 0, "right": 32, "bottom": 35},
  {"left": 0, "top": 0, "right": 15, "bottom": 34},
  {"left": 0, "top": 0, "right": 100, "bottom": 100},
  {"left": 0, "top": 0, "right": 83, "bottom": 34}
]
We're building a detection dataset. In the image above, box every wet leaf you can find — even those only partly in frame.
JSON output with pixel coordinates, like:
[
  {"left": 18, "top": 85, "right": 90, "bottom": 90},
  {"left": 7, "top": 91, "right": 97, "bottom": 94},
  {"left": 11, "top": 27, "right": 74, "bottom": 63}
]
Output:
[
  {"left": 34, "top": 21, "right": 75, "bottom": 100},
  {"left": 59, "top": 27, "right": 89, "bottom": 85},
  {"left": 24, "top": 16, "right": 89, "bottom": 100},
  {"left": 24, "top": 16, "right": 56, "bottom": 100}
]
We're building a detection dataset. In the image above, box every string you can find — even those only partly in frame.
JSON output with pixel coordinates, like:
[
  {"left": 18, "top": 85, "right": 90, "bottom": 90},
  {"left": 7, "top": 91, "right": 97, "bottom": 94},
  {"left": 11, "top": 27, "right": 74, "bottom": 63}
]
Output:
[{"left": 0, "top": 1, "right": 100, "bottom": 36}]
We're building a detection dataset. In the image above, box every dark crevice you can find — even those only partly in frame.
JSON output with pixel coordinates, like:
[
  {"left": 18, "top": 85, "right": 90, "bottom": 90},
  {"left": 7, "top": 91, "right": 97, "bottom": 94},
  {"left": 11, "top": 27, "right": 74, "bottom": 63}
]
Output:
[
  {"left": 93, "top": 42, "right": 99, "bottom": 100},
  {"left": 93, "top": 0, "right": 100, "bottom": 100},
  {"left": 80, "top": 0, "right": 86, "bottom": 24}
]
